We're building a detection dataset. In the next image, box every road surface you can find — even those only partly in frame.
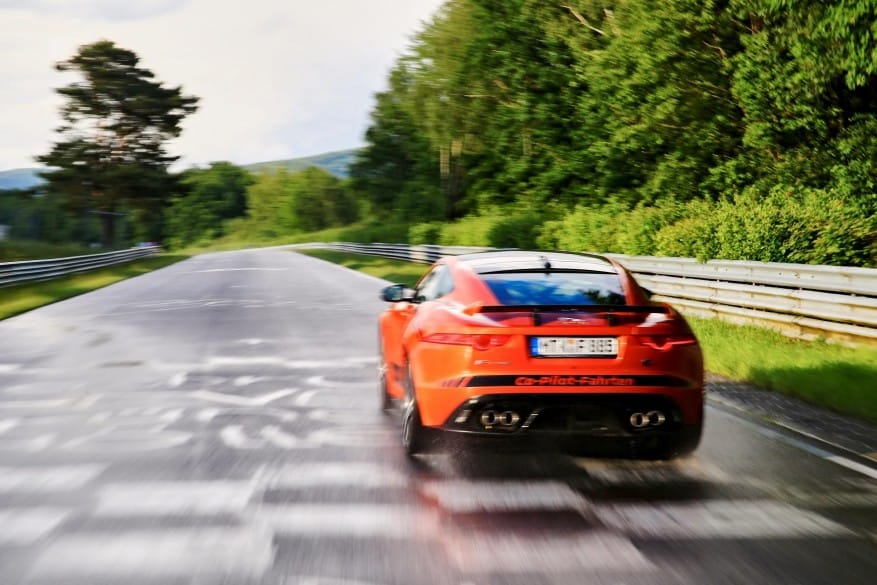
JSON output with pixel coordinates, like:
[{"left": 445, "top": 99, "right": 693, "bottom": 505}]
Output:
[{"left": 1, "top": 248, "right": 876, "bottom": 584}]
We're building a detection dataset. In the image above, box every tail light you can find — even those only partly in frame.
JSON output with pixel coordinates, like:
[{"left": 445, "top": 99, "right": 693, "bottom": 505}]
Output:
[
  {"left": 638, "top": 334, "right": 697, "bottom": 351},
  {"left": 422, "top": 333, "right": 511, "bottom": 351}
]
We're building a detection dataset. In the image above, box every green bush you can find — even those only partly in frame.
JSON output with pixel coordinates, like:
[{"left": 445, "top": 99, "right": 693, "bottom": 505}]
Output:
[
  {"left": 437, "top": 214, "right": 499, "bottom": 246},
  {"left": 408, "top": 222, "right": 443, "bottom": 244},
  {"left": 536, "top": 201, "right": 627, "bottom": 253},
  {"left": 487, "top": 213, "right": 544, "bottom": 248}
]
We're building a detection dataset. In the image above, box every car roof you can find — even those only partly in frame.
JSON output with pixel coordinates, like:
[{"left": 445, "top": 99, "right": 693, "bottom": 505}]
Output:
[{"left": 452, "top": 250, "right": 617, "bottom": 274}]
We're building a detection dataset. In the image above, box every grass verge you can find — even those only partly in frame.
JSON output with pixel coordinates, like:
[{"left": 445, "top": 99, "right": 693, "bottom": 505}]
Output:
[
  {"left": 0, "top": 255, "right": 188, "bottom": 321},
  {"left": 301, "top": 248, "right": 877, "bottom": 425},
  {"left": 689, "top": 317, "right": 877, "bottom": 424}
]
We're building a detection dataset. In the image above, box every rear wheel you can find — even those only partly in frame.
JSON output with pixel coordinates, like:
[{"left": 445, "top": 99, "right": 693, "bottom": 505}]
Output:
[
  {"left": 377, "top": 332, "right": 392, "bottom": 414},
  {"left": 401, "top": 363, "right": 429, "bottom": 456}
]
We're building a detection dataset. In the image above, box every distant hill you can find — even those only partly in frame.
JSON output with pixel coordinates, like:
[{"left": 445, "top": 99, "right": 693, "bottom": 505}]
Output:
[
  {"left": 0, "top": 148, "right": 360, "bottom": 191},
  {"left": 243, "top": 148, "right": 359, "bottom": 178},
  {"left": 0, "top": 168, "right": 45, "bottom": 191}
]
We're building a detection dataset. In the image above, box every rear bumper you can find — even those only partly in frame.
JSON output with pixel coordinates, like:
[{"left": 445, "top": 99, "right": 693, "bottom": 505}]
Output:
[
  {"left": 440, "top": 392, "right": 696, "bottom": 434},
  {"left": 427, "top": 393, "right": 702, "bottom": 456}
]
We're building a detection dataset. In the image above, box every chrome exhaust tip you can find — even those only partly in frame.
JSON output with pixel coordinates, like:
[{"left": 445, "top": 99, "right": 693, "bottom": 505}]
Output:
[
  {"left": 629, "top": 411, "right": 666, "bottom": 429},
  {"left": 480, "top": 409, "right": 521, "bottom": 430}
]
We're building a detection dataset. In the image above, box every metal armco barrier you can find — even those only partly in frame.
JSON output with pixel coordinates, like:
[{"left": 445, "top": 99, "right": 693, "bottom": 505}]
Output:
[
  {"left": 293, "top": 242, "right": 877, "bottom": 346},
  {"left": 0, "top": 246, "right": 161, "bottom": 288}
]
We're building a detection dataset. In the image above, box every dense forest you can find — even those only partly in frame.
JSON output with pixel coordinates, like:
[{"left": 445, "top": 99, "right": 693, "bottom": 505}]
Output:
[{"left": 349, "top": 0, "right": 877, "bottom": 266}]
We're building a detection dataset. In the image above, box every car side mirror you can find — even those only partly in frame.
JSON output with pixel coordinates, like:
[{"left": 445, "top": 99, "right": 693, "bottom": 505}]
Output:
[{"left": 380, "top": 284, "right": 416, "bottom": 302}]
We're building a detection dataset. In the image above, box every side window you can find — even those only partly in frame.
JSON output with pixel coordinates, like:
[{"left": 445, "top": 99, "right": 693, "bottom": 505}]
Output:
[
  {"left": 435, "top": 266, "right": 455, "bottom": 298},
  {"left": 416, "top": 265, "right": 452, "bottom": 302}
]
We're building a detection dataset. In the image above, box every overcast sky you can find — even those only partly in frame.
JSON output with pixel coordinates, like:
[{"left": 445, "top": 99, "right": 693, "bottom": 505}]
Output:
[{"left": 0, "top": 0, "right": 446, "bottom": 170}]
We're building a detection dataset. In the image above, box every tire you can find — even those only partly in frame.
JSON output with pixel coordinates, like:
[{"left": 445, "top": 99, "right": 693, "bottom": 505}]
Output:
[
  {"left": 378, "top": 332, "right": 392, "bottom": 414},
  {"left": 401, "top": 363, "right": 429, "bottom": 456}
]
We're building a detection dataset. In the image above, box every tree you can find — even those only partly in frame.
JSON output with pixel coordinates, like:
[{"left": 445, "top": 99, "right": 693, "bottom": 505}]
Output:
[
  {"left": 38, "top": 40, "right": 199, "bottom": 246},
  {"left": 245, "top": 167, "right": 360, "bottom": 237},
  {"left": 165, "top": 162, "right": 254, "bottom": 248}
]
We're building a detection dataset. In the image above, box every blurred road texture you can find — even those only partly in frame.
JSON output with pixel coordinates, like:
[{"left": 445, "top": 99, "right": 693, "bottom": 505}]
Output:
[{"left": 0, "top": 249, "right": 876, "bottom": 584}]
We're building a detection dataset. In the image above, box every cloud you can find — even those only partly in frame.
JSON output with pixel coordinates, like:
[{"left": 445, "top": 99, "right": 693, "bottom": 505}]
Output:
[
  {"left": 0, "top": 0, "right": 189, "bottom": 21},
  {"left": 0, "top": 0, "right": 445, "bottom": 170}
]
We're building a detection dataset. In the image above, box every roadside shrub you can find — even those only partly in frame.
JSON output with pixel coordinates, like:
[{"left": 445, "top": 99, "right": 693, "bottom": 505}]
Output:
[
  {"left": 536, "top": 201, "right": 627, "bottom": 253},
  {"left": 653, "top": 187, "right": 876, "bottom": 266},
  {"left": 437, "top": 214, "right": 499, "bottom": 246},
  {"left": 408, "top": 221, "right": 443, "bottom": 244},
  {"left": 487, "top": 213, "right": 544, "bottom": 249}
]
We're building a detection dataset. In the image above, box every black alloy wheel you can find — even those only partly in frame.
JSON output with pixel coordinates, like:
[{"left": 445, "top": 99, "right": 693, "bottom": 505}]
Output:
[{"left": 401, "top": 362, "right": 429, "bottom": 456}]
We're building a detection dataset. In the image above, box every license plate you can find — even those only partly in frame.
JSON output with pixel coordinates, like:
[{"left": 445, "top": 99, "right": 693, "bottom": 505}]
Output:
[{"left": 530, "top": 337, "right": 618, "bottom": 357}]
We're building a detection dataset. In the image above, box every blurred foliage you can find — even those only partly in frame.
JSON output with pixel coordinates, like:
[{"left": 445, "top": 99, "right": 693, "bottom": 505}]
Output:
[
  {"left": 38, "top": 40, "right": 198, "bottom": 247},
  {"left": 0, "top": 189, "right": 102, "bottom": 248},
  {"left": 224, "top": 167, "right": 360, "bottom": 242},
  {"left": 165, "top": 163, "right": 254, "bottom": 248},
  {"left": 347, "top": 0, "right": 877, "bottom": 266}
]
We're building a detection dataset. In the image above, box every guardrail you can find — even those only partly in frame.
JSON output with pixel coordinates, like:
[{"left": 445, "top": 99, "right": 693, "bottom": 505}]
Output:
[
  {"left": 0, "top": 246, "right": 161, "bottom": 288},
  {"left": 293, "top": 242, "right": 877, "bottom": 346}
]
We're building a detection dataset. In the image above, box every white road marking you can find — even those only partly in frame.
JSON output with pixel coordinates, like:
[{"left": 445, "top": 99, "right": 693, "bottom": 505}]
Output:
[
  {"left": 260, "top": 505, "right": 437, "bottom": 538},
  {"left": 234, "top": 375, "right": 266, "bottom": 386},
  {"left": 443, "top": 531, "right": 653, "bottom": 573},
  {"left": 198, "top": 407, "right": 298, "bottom": 423},
  {"left": 710, "top": 407, "right": 877, "bottom": 481},
  {"left": 0, "top": 363, "right": 21, "bottom": 374},
  {"left": 261, "top": 425, "right": 309, "bottom": 449},
  {"left": 309, "top": 409, "right": 386, "bottom": 425},
  {"left": 168, "top": 372, "right": 187, "bottom": 388},
  {"left": 0, "top": 465, "right": 106, "bottom": 493},
  {"left": 293, "top": 390, "right": 317, "bottom": 406},
  {"left": 420, "top": 480, "right": 589, "bottom": 514},
  {"left": 0, "top": 418, "right": 20, "bottom": 434},
  {"left": 0, "top": 434, "right": 54, "bottom": 452},
  {"left": 826, "top": 455, "right": 877, "bottom": 481},
  {"left": 784, "top": 490, "right": 877, "bottom": 508},
  {"left": 96, "top": 481, "right": 255, "bottom": 516},
  {"left": 192, "top": 267, "right": 289, "bottom": 273},
  {"left": 595, "top": 500, "right": 852, "bottom": 539},
  {"left": 30, "top": 527, "right": 274, "bottom": 579},
  {"left": 221, "top": 425, "right": 264, "bottom": 449},
  {"left": 0, "top": 508, "right": 71, "bottom": 545},
  {"left": 62, "top": 428, "right": 192, "bottom": 452},
  {"left": 0, "top": 398, "right": 71, "bottom": 410},
  {"left": 191, "top": 388, "right": 296, "bottom": 406},
  {"left": 88, "top": 408, "right": 183, "bottom": 426},
  {"left": 264, "top": 463, "right": 407, "bottom": 489}
]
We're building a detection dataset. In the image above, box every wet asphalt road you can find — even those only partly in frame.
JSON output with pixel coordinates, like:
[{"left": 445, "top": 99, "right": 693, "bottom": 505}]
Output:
[{"left": 0, "top": 248, "right": 876, "bottom": 584}]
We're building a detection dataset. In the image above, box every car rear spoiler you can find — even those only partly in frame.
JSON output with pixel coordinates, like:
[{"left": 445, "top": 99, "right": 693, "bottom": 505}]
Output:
[{"left": 462, "top": 303, "right": 668, "bottom": 325}]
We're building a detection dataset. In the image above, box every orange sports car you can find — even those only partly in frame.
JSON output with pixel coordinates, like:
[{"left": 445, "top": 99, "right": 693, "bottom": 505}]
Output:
[{"left": 378, "top": 251, "right": 704, "bottom": 459}]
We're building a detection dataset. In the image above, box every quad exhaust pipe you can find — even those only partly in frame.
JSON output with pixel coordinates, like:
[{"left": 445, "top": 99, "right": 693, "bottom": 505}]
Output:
[
  {"left": 480, "top": 409, "right": 521, "bottom": 430},
  {"left": 629, "top": 410, "right": 666, "bottom": 429}
]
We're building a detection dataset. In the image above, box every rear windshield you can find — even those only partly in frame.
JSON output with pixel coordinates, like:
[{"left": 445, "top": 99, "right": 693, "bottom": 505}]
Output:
[{"left": 482, "top": 271, "right": 626, "bottom": 306}]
